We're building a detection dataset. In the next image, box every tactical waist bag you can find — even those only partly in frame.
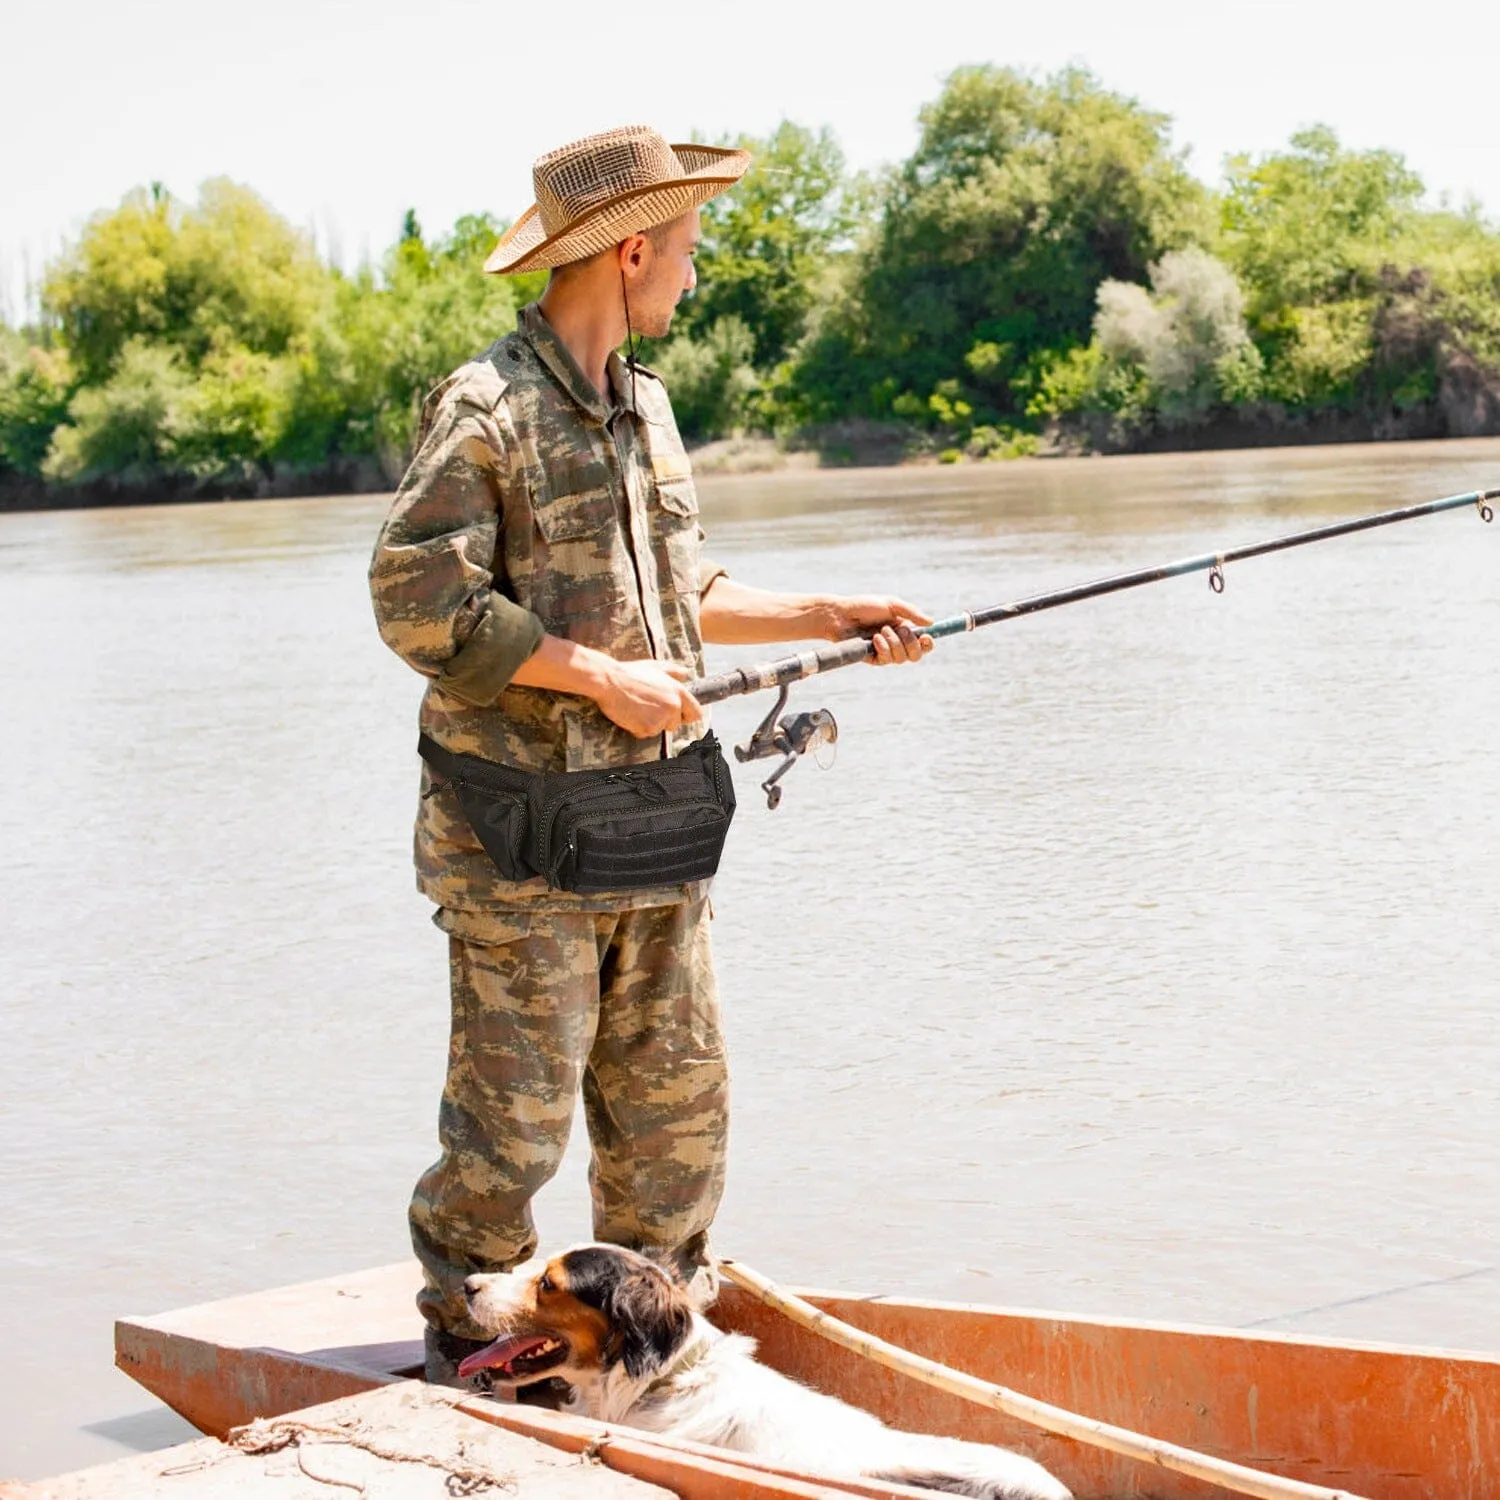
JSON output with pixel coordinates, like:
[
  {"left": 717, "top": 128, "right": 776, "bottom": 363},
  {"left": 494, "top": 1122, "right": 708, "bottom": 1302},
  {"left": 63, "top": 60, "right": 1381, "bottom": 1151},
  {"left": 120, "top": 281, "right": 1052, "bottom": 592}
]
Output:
[{"left": 417, "top": 732, "right": 736, "bottom": 895}]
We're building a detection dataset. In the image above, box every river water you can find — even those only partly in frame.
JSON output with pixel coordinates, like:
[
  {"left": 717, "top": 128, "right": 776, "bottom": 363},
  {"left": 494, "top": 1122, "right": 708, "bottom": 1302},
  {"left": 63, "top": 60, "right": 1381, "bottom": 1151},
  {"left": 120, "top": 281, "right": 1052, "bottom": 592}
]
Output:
[{"left": 2, "top": 438, "right": 1498, "bottom": 1480}]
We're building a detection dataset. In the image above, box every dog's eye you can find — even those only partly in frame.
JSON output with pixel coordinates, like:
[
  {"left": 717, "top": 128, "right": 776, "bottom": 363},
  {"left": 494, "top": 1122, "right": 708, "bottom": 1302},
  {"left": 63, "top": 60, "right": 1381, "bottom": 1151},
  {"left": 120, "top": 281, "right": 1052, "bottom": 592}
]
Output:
[{"left": 537, "top": 1272, "right": 554, "bottom": 1294}]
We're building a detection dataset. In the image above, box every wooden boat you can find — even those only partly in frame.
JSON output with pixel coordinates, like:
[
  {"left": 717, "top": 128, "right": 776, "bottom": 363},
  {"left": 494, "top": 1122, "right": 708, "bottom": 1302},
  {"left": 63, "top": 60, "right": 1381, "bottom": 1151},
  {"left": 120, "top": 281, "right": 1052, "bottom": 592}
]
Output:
[{"left": 106, "top": 1259, "right": 1497, "bottom": 1500}]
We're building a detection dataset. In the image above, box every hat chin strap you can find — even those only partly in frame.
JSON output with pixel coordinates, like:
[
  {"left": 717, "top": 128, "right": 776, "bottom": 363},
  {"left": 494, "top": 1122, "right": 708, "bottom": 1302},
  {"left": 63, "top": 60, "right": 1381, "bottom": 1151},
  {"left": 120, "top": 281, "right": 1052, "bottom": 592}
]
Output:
[{"left": 620, "top": 264, "right": 644, "bottom": 411}]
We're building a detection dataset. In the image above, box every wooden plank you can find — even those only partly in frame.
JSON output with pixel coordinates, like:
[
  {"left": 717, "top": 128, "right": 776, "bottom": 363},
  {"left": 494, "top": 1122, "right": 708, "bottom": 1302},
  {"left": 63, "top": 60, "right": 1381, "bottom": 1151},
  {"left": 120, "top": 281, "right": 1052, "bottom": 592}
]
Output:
[
  {"left": 113, "top": 1322, "right": 399, "bottom": 1441},
  {"left": 3, "top": 1383, "right": 673, "bottom": 1498},
  {"left": 453, "top": 1395, "right": 870, "bottom": 1500},
  {"left": 462, "top": 1399, "right": 1011, "bottom": 1500},
  {"left": 119, "top": 1263, "right": 422, "bottom": 1372}
]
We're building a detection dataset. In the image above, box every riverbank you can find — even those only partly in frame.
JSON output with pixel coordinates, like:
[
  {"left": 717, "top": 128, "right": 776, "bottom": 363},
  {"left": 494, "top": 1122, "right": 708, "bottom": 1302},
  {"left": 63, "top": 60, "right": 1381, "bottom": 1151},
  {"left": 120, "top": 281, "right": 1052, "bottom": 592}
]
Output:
[
  {"left": 5, "top": 416, "right": 1498, "bottom": 512},
  {"left": 692, "top": 403, "right": 1482, "bottom": 474}
]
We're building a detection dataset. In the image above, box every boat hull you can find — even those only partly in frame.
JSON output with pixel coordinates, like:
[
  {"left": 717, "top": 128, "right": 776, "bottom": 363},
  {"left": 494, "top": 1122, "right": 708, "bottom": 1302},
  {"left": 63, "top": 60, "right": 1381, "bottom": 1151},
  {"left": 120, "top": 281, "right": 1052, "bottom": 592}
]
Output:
[{"left": 115, "top": 1261, "right": 1500, "bottom": 1499}]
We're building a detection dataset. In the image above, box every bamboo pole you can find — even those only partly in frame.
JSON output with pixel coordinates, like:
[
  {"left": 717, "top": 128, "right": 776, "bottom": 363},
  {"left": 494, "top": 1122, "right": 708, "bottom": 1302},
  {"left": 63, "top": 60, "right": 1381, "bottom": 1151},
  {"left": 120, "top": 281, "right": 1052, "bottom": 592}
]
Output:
[{"left": 718, "top": 1259, "right": 1369, "bottom": 1500}]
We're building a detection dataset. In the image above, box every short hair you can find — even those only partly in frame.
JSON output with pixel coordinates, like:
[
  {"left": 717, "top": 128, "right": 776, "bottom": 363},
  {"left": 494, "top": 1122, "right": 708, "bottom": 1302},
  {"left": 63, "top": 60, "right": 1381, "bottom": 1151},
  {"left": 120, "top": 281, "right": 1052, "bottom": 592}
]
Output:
[
  {"left": 644, "top": 217, "right": 682, "bottom": 251},
  {"left": 547, "top": 215, "right": 687, "bottom": 284}
]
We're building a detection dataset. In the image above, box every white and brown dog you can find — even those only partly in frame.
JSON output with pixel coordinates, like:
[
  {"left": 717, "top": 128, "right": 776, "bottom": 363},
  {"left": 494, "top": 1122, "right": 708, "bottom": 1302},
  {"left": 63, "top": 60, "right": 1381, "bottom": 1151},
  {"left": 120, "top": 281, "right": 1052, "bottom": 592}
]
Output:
[{"left": 460, "top": 1244, "right": 1071, "bottom": 1500}]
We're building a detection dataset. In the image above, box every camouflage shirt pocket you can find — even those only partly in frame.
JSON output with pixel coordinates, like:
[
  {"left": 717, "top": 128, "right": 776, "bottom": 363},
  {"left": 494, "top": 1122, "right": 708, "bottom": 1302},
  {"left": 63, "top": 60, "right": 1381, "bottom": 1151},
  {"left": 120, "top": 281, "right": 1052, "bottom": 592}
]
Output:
[
  {"left": 655, "top": 475, "right": 699, "bottom": 519},
  {"left": 529, "top": 450, "right": 618, "bottom": 542},
  {"left": 654, "top": 477, "right": 702, "bottom": 596}
]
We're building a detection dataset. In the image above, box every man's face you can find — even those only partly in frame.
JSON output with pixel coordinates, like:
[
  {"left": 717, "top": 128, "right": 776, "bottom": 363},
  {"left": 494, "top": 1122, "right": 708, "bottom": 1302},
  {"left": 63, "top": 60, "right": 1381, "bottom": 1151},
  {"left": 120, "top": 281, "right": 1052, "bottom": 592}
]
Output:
[{"left": 630, "top": 210, "right": 701, "bottom": 339}]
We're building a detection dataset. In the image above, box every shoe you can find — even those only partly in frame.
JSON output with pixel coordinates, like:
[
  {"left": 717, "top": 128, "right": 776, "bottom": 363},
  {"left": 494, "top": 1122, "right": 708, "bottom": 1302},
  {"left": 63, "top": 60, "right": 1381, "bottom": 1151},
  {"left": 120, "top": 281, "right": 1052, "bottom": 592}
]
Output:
[
  {"left": 681, "top": 1259, "right": 720, "bottom": 1312},
  {"left": 423, "top": 1325, "right": 513, "bottom": 1400}
]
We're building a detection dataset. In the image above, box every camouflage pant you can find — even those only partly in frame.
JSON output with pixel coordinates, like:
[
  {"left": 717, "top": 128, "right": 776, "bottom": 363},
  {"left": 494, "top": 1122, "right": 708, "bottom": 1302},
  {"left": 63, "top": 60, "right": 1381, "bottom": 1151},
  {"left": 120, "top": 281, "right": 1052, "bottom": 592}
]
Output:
[{"left": 409, "top": 898, "right": 726, "bottom": 1335}]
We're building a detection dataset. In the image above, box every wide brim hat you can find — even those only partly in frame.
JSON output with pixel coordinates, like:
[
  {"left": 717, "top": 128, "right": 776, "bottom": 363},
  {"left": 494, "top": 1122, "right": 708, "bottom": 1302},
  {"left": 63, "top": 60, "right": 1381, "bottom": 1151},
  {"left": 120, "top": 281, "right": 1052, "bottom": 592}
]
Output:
[{"left": 485, "top": 124, "right": 751, "bottom": 275}]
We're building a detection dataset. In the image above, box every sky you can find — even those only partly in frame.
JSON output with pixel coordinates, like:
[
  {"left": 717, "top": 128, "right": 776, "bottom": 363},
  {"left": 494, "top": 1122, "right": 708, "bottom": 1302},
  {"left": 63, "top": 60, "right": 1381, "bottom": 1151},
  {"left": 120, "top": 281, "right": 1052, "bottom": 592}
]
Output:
[{"left": 3, "top": 0, "right": 1498, "bottom": 321}]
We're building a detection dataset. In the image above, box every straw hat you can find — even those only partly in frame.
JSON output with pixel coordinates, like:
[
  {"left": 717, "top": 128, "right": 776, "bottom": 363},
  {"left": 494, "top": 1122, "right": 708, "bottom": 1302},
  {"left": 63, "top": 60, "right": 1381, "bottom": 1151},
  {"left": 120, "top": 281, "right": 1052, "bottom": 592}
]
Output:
[{"left": 484, "top": 125, "right": 751, "bottom": 275}]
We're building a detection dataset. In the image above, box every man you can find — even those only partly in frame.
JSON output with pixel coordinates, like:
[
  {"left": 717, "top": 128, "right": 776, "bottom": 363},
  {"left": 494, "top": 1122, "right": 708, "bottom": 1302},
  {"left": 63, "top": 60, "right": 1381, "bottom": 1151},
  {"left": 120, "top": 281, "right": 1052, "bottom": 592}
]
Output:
[{"left": 369, "top": 124, "right": 932, "bottom": 1386}]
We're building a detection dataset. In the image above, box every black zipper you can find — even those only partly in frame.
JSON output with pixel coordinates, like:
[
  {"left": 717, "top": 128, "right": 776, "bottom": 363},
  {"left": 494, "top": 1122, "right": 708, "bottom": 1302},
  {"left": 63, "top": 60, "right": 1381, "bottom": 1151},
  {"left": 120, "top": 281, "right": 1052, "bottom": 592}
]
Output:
[
  {"left": 537, "top": 756, "right": 714, "bottom": 872},
  {"left": 550, "top": 798, "right": 727, "bottom": 886}
]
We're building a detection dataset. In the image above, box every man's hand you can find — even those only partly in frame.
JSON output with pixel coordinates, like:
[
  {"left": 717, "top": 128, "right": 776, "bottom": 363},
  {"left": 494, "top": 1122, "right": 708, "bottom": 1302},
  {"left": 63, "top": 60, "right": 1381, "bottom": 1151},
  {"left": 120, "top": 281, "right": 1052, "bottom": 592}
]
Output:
[
  {"left": 700, "top": 578, "right": 936, "bottom": 663},
  {"left": 818, "top": 595, "right": 935, "bottom": 666},
  {"left": 508, "top": 636, "right": 702, "bottom": 737},
  {"left": 595, "top": 658, "right": 704, "bottom": 738}
]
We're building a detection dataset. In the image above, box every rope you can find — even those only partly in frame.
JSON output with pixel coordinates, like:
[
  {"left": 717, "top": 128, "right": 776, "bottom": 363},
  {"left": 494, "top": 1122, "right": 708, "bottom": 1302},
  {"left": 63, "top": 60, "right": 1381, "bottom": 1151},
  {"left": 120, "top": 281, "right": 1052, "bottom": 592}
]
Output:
[
  {"left": 228, "top": 1414, "right": 515, "bottom": 1495},
  {"left": 718, "top": 1258, "right": 1370, "bottom": 1500}
]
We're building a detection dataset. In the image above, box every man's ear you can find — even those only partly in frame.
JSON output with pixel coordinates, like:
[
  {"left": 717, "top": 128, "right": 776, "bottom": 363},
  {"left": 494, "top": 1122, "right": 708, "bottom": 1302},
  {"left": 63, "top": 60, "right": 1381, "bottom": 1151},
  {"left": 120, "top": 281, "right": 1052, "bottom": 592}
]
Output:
[
  {"left": 605, "top": 1268, "right": 692, "bottom": 1378},
  {"left": 619, "top": 232, "right": 648, "bottom": 276}
]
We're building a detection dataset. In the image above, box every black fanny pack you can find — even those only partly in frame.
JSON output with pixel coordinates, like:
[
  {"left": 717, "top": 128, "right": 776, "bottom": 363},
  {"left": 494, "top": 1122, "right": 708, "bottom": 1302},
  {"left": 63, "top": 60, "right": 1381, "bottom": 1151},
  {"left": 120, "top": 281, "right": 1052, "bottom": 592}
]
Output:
[{"left": 418, "top": 732, "right": 736, "bottom": 895}]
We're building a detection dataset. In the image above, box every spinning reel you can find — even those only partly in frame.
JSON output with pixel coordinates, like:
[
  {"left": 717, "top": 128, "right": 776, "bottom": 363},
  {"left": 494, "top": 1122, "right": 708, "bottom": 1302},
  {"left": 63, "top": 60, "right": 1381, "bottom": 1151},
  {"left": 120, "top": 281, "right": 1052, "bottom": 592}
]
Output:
[{"left": 733, "top": 685, "right": 838, "bottom": 809}]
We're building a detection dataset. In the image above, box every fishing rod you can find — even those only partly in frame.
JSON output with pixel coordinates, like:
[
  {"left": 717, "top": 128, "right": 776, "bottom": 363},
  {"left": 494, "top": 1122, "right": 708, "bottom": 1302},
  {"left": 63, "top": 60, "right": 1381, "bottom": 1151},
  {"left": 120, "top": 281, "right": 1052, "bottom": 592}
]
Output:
[{"left": 691, "top": 485, "right": 1498, "bottom": 809}]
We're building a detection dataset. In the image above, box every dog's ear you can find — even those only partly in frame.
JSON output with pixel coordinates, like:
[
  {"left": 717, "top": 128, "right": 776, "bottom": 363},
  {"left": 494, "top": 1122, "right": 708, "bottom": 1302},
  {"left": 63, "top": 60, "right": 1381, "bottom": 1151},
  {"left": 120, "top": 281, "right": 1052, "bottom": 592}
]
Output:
[{"left": 605, "top": 1267, "right": 692, "bottom": 1379}]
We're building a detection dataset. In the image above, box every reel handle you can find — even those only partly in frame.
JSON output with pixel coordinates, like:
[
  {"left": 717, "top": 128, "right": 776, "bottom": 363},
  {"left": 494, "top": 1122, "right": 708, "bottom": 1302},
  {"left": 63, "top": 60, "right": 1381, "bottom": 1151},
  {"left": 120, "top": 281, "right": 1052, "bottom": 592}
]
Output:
[{"left": 732, "top": 685, "right": 839, "bottom": 808}]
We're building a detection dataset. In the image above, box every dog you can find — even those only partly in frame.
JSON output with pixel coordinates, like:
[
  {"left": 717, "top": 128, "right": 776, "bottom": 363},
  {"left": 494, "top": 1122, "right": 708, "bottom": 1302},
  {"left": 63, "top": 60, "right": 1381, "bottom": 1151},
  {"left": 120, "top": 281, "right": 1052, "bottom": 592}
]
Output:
[{"left": 460, "top": 1243, "right": 1072, "bottom": 1500}]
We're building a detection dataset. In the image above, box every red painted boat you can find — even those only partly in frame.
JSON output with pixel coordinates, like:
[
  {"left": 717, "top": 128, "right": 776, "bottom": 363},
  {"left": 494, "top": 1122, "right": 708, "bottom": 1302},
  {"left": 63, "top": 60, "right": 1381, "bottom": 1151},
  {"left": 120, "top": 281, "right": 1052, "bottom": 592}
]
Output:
[{"left": 101, "top": 1260, "right": 1498, "bottom": 1499}]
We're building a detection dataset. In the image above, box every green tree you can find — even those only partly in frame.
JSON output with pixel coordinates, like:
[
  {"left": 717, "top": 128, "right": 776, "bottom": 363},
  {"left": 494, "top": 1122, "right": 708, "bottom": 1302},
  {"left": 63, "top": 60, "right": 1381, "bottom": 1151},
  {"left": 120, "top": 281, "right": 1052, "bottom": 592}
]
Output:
[
  {"left": 331, "top": 211, "right": 523, "bottom": 469},
  {"left": 1384, "top": 212, "right": 1500, "bottom": 430},
  {"left": 674, "top": 122, "right": 868, "bottom": 370},
  {"left": 1220, "top": 129, "right": 1446, "bottom": 414},
  {"left": 810, "top": 65, "right": 1213, "bottom": 425},
  {"left": 44, "top": 180, "right": 332, "bottom": 384},
  {"left": 1221, "top": 126, "right": 1424, "bottom": 316}
]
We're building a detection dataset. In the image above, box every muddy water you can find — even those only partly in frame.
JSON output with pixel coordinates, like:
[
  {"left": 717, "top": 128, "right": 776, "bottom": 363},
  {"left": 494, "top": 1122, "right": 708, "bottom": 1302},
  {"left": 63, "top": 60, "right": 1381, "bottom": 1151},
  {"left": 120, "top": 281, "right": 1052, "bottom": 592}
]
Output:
[{"left": 2, "top": 438, "right": 1498, "bottom": 1479}]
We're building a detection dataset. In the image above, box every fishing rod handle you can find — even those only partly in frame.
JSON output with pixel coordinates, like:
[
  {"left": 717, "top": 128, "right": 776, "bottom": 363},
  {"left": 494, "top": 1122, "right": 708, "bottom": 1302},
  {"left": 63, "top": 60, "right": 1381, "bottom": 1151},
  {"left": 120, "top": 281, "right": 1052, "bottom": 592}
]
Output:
[{"left": 688, "top": 637, "right": 876, "bottom": 705}]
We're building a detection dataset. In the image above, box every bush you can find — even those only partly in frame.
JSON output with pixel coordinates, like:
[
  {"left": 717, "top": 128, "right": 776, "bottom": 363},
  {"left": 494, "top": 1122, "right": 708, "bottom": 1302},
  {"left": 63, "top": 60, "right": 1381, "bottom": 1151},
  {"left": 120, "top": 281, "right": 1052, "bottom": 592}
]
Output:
[
  {"left": 173, "top": 346, "right": 300, "bottom": 479},
  {"left": 44, "top": 339, "right": 195, "bottom": 482},
  {"left": 1260, "top": 301, "right": 1375, "bottom": 408},
  {"left": 649, "top": 317, "right": 759, "bottom": 441},
  {"left": 0, "top": 333, "right": 74, "bottom": 477},
  {"left": 1095, "top": 248, "right": 1262, "bottom": 420},
  {"left": 965, "top": 424, "right": 1040, "bottom": 459}
]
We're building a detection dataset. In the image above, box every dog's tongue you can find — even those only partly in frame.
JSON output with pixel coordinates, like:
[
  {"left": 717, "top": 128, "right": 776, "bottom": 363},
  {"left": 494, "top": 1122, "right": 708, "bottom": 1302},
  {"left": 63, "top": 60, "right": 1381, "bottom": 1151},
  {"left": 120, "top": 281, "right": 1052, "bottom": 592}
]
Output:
[{"left": 457, "top": 1334, "right": 552, "bottom": 1380}]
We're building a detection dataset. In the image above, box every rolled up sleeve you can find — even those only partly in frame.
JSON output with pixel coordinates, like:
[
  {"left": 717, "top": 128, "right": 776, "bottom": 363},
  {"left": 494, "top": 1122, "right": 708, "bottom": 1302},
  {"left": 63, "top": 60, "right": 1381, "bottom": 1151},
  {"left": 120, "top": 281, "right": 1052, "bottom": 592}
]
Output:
[
  {"left": 437, "top": 594, "right": 545, "bottom": 704},
  {"left": 368, "top": 401, "right": 544, "bottom": 705},
  {"left": 699, "top": 554, "right": 729, "bottom": 596}
]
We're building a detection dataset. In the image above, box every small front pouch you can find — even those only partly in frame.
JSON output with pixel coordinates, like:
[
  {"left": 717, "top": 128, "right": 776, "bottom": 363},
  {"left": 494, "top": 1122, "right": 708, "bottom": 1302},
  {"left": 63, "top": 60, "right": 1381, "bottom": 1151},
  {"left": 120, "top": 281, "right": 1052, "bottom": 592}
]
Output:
[
  {"left": 417, "top": 735, "right": 535, "bottom": 883},
  {"left": 530, "top": 733, "right": 737, "bottom": 895}
]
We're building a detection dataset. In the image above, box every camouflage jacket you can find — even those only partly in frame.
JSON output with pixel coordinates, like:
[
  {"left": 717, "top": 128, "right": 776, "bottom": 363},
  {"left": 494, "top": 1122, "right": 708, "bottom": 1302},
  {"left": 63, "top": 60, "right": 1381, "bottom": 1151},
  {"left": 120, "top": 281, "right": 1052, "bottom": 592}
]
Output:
[{"left": 370, "top": 303, "right": 726, "bottom": 913}]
